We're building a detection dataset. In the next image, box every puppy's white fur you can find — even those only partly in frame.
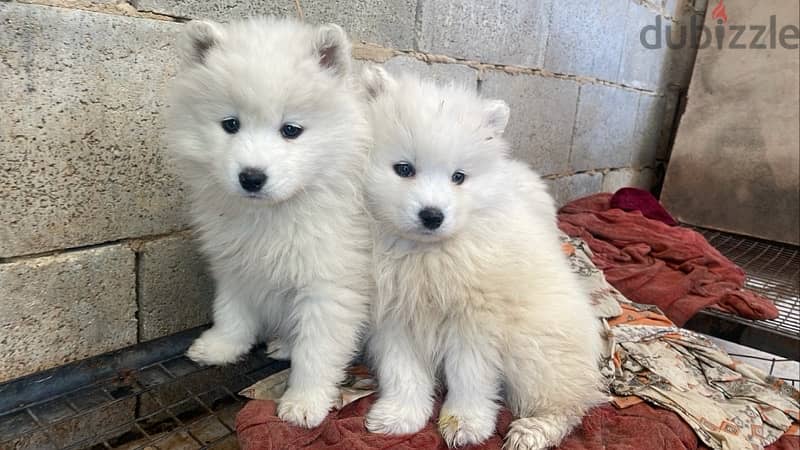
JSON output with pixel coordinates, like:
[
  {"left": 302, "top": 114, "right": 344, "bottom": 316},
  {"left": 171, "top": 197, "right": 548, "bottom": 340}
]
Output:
[
  {"left": 166, "top": 18, "right": 372, "bottom": 428},
  {"left": 361, "top": 68, "right": 606, "bottom": 449}
]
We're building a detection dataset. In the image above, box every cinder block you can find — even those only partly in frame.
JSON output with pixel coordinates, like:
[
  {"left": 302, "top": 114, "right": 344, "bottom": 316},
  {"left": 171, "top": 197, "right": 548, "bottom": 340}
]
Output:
[
  {"left": 480, "top": 71, "right": 578, "bottom": 176},
  {"left": 301, "top": 0, "right": 416, "bottom": 49},
  {"left": 0, "top": 245, "right": 136, "bottom": 382},
  {"left": 0, "top": 4, "right": 187, "bottom": 257},
  {"left": 666, "top": 0, "right": 709, "bottom": 16},
  {"left": 417, "top": 0, "right": 554, "bottom": 67},
  {"left": 619, "top": 3, "right": 668, "bottom": 90},
  {"left": 544, "top": 0, "right": 629, "bottom": 82},
  {"left": 663, "top": 46, "right": 699, "bottom": 91},
  {"left": 382, "top": 56, "right": 478, "bottom": 88},
  {"left": 569, "top": 84, "right": 639, "bottom": 172},
  {"left": 641, "top": 0, "right": 665, "bottom": 10},
  {"left": 692, "top": 0, "right": 709, "bottom": 12},
  {"left": 665, "top": 0, "right": 685, "bottom": 17},
  {"left": 131, "top": 0, "right": 298, "bottom": 21},
  {"left": 663, "top": 8, "right": 705, "bottom": 89},
  {"left": 656, "top": 90, "right": 680, "bottom": 160},
  {"left": 547, "top": 172, "right": 603, "bottom": 206},
  {"left": 631, "top": 94, "right": 666, "bottom": 168},
  {"left": 601, "top": 167, "right": 657, "bottom": 192},
  {"left": 138, "top": 233, "right": 214, "bottom": 341}
]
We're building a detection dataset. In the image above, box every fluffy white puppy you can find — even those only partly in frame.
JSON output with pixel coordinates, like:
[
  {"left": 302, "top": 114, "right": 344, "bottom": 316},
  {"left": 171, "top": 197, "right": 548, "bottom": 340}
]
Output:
[
  {"left": 360, "top": 67, "right": 606, "bottom": 449},
  {"left": 165, "top": 17, "right": 372, "bottom": 428}
]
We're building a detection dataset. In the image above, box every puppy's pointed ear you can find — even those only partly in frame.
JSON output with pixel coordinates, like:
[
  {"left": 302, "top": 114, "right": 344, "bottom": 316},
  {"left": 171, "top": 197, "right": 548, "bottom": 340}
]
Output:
[
  {"left": 178, "top": 20, "right": 224, "bottom": 65},
  {"left": 314, "top": 24, "right": 352, "bottom": 77},
  {"left": 482, "top": 99, "right": 510, "bottom": 136},
  {"left": 360, "top": 65, "right": 394, "bottom": 100}
]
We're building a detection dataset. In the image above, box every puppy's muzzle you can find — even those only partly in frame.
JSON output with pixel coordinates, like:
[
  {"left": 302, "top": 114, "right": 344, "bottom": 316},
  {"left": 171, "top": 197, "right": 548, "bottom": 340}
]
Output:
[
  {"left": 239, "top": 168, "right": 267, "bottom": 193},
  {"left": 418, "top": 207, "right": 444, "bottom": 230}
]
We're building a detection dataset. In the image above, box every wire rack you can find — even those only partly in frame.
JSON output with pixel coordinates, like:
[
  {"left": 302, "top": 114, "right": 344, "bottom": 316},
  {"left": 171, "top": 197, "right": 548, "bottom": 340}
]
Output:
[
  {"left": 697, "top": 228, "right": 800, "bottom": 335},
  {"left": 707, "top": 335, "right": 800, "bottom": 389},
  {"left": 685, "top": 227, "right": 800, "bottom": 360},
  {"left": 0, "top": 328, "right": 287, "bottom": 450},
  {"left": 725, "top": 352, "right": 800, "bottom": 389}
]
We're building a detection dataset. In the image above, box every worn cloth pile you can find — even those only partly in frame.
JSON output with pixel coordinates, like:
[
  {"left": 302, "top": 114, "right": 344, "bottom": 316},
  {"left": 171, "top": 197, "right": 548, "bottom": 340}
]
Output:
[
  {"left": 557, "top": 190, "right": 779, "bottom": 326},
  {"left": 235, "top": 233, "right": 798, "bottom": 450}
]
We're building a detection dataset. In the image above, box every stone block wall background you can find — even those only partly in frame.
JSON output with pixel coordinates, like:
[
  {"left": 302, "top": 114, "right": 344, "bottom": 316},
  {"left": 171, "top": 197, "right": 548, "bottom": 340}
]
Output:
[{"left": 0, "top": 0, "right": 706, "bottom": 382}]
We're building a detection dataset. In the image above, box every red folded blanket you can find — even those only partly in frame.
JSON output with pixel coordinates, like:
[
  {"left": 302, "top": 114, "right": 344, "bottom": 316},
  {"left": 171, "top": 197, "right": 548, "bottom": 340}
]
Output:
[
  {"left": 236, "top": 395, "right": 798, "bottom": 450},
  {"left": 610, "top": 187, "right": 679, "bottom": 226},
  {"left": 557, "top": 193, "right": 778, "bottom": 326}
]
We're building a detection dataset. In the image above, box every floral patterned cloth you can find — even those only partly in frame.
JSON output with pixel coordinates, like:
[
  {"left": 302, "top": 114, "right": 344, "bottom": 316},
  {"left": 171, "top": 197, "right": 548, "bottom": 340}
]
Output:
[{"left": 561, "top": 233, "right": 799, "bottom": 450}]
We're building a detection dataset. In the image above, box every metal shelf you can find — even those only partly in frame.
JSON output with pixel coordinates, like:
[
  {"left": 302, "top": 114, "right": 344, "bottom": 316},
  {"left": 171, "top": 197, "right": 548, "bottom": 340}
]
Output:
[{"left": 685, "top": 227, "right": 799, "bottom": 360}]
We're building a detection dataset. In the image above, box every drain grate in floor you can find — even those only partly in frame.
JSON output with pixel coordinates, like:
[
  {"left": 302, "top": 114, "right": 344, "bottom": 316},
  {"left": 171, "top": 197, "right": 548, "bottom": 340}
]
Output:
[
  {"left": 0, "top": 328, "right": 287, "bottom": 450},
  {"left": 686, "top": 227, "right": 799, "bottom": 360}
]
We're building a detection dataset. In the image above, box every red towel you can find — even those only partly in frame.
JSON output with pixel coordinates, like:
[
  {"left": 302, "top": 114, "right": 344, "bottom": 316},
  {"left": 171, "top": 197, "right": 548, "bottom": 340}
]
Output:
[
  {"left": 235, "top": 395, "right": 798, "bottom": 449},
  {"left": 236, "top": 396, "right": 509, "bottom": 450},
  {"left": 610, "top": 187, "right": 678, "bottom": 226},
  {"left": 557, "top": 193, "right": 778, "bottom": 326}
]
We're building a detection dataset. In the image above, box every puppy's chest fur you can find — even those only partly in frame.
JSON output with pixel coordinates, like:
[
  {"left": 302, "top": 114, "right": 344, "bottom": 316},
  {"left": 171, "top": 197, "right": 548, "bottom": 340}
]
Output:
[
  {"left": 374, "top": 237, "right": 502, "bottom": 323},
  {"left": 197, "top": 195, "right": 372, "bottom": 300}
]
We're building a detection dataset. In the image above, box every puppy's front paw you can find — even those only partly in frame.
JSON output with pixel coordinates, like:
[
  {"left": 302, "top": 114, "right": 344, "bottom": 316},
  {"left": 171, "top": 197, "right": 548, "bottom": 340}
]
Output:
[
  {"left": 503, "top": 416, "right": 571, "bottom": 450},
  {"left": 266, "top": 338, "right": 291, "bottom": 361},
  {"left": 365, "top": 398, "right": 430, "bottom": 435},
  {"left": 277, "top": 387, "right": 333, "bottom": 428},
  {"left": 438, "top": 408, "right": 496, "bottom": 448},
  {"left": 186, "top": 332, "right": 248, "bottom": 366}
]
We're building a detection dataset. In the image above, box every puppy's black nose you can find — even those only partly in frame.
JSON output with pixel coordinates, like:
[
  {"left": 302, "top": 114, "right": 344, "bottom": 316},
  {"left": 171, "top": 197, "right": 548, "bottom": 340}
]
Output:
[
  {"left": 418, "top": 207, "right": 444, "bottom": 230},
  {"left": 238, "top": 168, "right": 267, "bottom": 193}
]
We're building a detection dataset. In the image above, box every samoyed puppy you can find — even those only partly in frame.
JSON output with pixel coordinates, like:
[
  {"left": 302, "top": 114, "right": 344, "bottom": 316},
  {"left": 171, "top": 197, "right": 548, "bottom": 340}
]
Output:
[
  {"left": 165, "top": 18, "right": 372, "bottom": 428},
  {"left": 360, "top": 67, "right": 606, "bottom": 449}
]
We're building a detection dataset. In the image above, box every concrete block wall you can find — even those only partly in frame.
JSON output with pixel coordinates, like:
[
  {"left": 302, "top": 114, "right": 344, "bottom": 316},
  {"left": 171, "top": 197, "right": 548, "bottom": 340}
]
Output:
[{"left": 0, "top": 0, "right": 704, "bottom": 382}]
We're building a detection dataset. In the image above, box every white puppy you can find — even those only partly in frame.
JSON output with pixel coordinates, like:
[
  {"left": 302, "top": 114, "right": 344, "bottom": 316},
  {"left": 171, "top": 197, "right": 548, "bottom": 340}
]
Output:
[
  {"left": 361, "top": 68, "right": 606, "bottom": 449},
  {"left": 166, "top": 18, "right": 372, "bottom": 428}
]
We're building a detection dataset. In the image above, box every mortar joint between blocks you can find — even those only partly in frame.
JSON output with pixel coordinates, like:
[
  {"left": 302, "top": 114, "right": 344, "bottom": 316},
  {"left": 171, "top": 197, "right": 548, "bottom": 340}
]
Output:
[
  {"left": 353, "top": 44, "right": 665, "bottom": 96},
  {"left": 16, "top": 0, "right": 188, "bottom": 22},
  {"left": 0, "top": 230, "right": 194, "bottom": 264}
]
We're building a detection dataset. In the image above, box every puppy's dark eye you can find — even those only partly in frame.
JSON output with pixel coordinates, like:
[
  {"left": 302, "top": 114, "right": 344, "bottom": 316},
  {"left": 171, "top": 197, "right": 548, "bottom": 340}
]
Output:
[
  {"left": 393, "top": 162, "right": 415, "bottom": 178},
  {"left": 451, "top": 171, "right": 466, "bottom": 185},
  {"left": 221, "top": 117, "right": 240, "bottom": 134},
  {"left": 280, "top": 123, "right": 303, "bottom": 139}
]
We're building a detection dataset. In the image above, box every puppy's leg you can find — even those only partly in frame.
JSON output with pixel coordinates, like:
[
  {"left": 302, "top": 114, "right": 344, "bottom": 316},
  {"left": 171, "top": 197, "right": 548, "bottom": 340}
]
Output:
[
  {"left": 187, "top": 285, "right": 258, "bottom": 366},
  {"left": 438, "top": 335, "right": 501, "bottom": 448},
  {"left": 504, "top": 414, "right": 581, "bottom": 450},
  {"left": 366, "top": 321, "right": 435, "bottom": 435},
  {"left": 266, "top": 337, "right": 291, "bottom": 361},
  {"left": 277, "top": 283, "right": 367, "bottom": 428},
  {"left": 502, "top": 331, "right": 604, "bottom": 450}
]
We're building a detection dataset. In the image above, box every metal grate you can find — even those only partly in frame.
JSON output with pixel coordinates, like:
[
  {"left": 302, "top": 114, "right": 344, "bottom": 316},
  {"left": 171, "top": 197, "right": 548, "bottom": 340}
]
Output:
[
  {"left": 707, "top": 336, "right": 800, "bottom": 389},
  {"left": 685, "top": 228, "right": 800, "bottom": 360},
  {"left": 1, "top": 336, "right": 795, "bottom": 450},
  {"left": 0, "top": 328, "right": 287, "bottom": 450},
  {"left": 725, "top": 352, "right": 800, "bottom": 389},
  {"left": 1, "top": 317, "right": 796, "bottom": 449},
  {"left": 695, "top": 228, "right": 800, "bottom": 337}
]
